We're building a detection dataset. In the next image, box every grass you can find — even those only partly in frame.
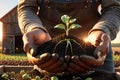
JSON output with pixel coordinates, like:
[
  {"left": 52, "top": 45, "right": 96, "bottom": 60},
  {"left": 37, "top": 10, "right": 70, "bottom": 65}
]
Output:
[
  {"left": 0, "top": 53, "right": 28, "bottom": 61},
  {"left": 114, "top": 55, "right": 120, "bottom": 61},
  {"left": 0, "top": 52, "right": 120, "bottom": 61}
]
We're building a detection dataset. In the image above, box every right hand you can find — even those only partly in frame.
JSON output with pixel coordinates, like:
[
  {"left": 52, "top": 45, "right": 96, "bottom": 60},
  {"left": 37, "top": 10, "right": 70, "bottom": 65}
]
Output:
[
  {"left": 37, "top": 53, "right": 67, "bottom": 73},
  {"left": 23, "top": 28, "right": 51, "bottom": 64},
  {"left": 23, "top": 28, "right": 51, "bottom": 56},
  {"left": 23, "top": 29, "right": 67, "bottom": 73}
]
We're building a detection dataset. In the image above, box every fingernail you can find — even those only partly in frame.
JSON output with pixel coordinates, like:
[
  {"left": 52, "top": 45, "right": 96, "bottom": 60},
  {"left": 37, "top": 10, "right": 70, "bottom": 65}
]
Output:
[{"left": 30, "top": 48, "right": 37, "bottom": 56}]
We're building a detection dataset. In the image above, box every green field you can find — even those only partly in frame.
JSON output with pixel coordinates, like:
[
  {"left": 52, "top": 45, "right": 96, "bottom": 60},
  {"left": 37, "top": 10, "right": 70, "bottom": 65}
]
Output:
[
  {"left": 114, "top": 55, "right": 120, "bottom": 61},
  {"left": 0, "top": 53, "right": 27, "bottom": 61},
  {"left": 0, "top": 53, "right": 120, "bottom": 61}
]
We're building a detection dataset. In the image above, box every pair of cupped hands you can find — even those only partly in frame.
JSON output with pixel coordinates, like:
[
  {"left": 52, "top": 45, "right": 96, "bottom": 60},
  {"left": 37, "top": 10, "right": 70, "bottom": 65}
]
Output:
[{"left": 23, "top": 28, "right": 110, "bottom": 74}]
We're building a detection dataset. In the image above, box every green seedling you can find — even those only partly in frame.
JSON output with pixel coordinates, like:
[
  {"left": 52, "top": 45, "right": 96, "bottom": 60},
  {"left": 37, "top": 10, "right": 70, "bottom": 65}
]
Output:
[
  {"left": 1, "top": 73, "right": 9, "bottom": 79},
  {"left": 22, "top": 73, "right": 31, "bottom": 80},
  {"left": 53, "top": 15, "right": 82, "bottom": 55},
  {"left": 51, "top": 75, "right": 59, "bottom": 80},
  {"left": 54, "top": 15, "right": 81, "bottom": 36},
  {"left": 20, "top": 70, "right": 25, "bottom": 75},
  {"left": 85, "top": 77, "right": 93, "bottom": 80},
  {"left": 11, "top": 71, "right": 15, "bottom": 75},
  {"left": 35, "top": 76, "right": 41, "bottom": 80}
]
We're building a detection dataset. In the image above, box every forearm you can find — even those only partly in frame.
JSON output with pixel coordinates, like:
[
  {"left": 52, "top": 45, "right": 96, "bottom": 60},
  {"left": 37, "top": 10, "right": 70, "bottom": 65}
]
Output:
[
  {"left": 90, "top": 0, "right": 120, "bottom": 40},
  {"left": 17, "top": 0, "right": 47, "bottom": 34}
]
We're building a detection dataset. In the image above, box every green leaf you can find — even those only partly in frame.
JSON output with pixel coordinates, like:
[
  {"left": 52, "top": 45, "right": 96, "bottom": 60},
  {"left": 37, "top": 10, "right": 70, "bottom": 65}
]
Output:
[
  {"left": 69, "top": 24, "right": 81, "bottom": 29},
  {"left": 69, "top": 18, "right": 76, "bottom": 24},
  {"left": 51, "top": 76, "right": 59, "bottom": 80},
  {"left": 1, "top": 73, "right": 9, "bottom": 78},
  {"left": 85, "top": 77, "right": 93, "bottom": 80},
  {"left": 61, "top": 15, "right": 70, "bottom": 24},
  {"left": 22, "top": 73, "right": 31, "bottom": 80},
  {"left": 54, "top": 24, "right": 65, "bottom": 30},
  {"left": 20, "top": 70, "right": 25, "bottom": 75},
  {"left": 35, "top": 76, "right": 41, "bottom": 80}
]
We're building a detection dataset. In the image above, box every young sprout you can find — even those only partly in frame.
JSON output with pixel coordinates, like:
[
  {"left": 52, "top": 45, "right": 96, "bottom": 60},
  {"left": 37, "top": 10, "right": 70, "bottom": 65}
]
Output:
[
  {"left": 20, "top": 70, "right": 25, "bottom": 75},
  {"left": 54, "top": 15, "right": 81, "bottom": 36},
  {"left": 22, "top": 73, "right": 31, "bottom": 80},
  {"left": 53, "top": 15, "right": 81, "bottom": 54},
  {"left": 35, "top": 76, "right": 41, "bottom": 80},
  {"left": 85, "top": 77, "right": 93, "bottom": 80},
  {"left": 1, "top": 73, "right": 9, "bottom": 79},
  {"left": 53, "top": 15, "right": 83, "bottom": 55},
  {"left": 11, "top": 71, "right": 15, "bottom": 75},
  {"left": 51, "top": 75, "right": 59, "bottom": 80}
]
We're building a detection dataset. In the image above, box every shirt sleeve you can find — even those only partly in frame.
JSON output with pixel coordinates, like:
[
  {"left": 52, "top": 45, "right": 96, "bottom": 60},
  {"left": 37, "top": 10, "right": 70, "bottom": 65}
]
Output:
[
  {"left": 17, "top": 0, "right": 47, "bottom": 34},
  {"left": 90, "top": 0, "right": 120, "bottom": 40}
]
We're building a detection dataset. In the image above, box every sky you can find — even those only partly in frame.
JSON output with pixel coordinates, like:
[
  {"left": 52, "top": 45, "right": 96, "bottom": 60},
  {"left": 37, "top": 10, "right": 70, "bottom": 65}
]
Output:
[
  {"left": 0, "top": 0, "right": 18, "bottom": 18},
  {"left": 0, "top": 0, "right": 18, "bottom": 41},
  {"left": 0, "top": 0, "right": 120, "bottom": 43}
]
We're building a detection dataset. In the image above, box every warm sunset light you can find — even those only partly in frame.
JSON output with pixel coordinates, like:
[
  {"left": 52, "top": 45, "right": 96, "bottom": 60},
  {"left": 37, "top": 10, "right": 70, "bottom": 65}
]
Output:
[
  {"left": 84, "top": 37, "right": 89, "bottom": 43},
  {"left": 0, "top": 22, "right": 2, "bottom": 41},
  {"left": 111, "top": 31, "right": 120, "bottom": 43}
]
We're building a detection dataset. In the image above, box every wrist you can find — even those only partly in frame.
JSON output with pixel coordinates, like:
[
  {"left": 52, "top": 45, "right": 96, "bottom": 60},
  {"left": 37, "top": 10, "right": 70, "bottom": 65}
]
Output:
[
  {"left": 31, "top": 27, "right": 47, "bottom": 33},
  {"left": 89, "top": 29, "right": 105, "bottom": 35}
]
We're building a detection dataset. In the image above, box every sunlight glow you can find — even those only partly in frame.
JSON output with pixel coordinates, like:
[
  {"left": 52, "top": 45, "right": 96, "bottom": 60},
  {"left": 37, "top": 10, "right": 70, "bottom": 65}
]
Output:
[
  {"left": 111, "top": 31, "right": 120, "bottom": 43},
  {"left": 84, "top": 37, "right": 89, "bottom": 43},
  {"left": 0, "top": 22, "right": 2, "bottom": 41}
]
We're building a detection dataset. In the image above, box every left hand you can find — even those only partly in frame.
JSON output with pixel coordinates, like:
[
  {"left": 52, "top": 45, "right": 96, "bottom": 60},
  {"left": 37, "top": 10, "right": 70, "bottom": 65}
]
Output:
[
  {"left": 67, "top": 55, "right": 93, "bottom": 73},
  {"left": 88, "top": 30, "right": 111, "bottom": 57},
  {"left": 67, "top": 30, "right": 111, "bottom": 73},
  {"left": 67, "top": 54, "right": 106, "bottom": 73}
]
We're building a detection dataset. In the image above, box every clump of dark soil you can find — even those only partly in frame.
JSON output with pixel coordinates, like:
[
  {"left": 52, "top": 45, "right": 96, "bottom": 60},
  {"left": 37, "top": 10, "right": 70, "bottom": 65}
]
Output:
[{"left": 36, "top": 34, "right": 96, "bottom": 57}]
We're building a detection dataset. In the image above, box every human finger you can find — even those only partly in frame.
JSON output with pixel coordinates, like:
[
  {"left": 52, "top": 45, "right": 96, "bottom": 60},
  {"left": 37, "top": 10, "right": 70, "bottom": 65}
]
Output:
[
  {"left": 71, "top": 55, "right": 93, "bottom": 70},
  {"left": 27, "top": 52, "right": 41, "bottom": 64},
  {"left": 64, "top": 55, "right": 71, "bottom": 62},
  {"left": 51, "top": 62, "right": 67, "bottom": 73},
  {"left": 96, "top": 41, "right": 109, "bottom": 57},
  {"left": 38, "top": 53, "right": 52, "bottom": 64},
  {"left": 80, "top": 55, "right": 105, "bottom": 67},
  {"left": 38, "top": 53, "right": 59, "bottom": 69},
  {"left": 68, "top": 62, "right": 85, "bottom": 73},
  {"left": 45, "top": 57, "right": 64, "bottom": 72},
  {"left": 22, "top": 33, "right": 34, "bottom": 53}
]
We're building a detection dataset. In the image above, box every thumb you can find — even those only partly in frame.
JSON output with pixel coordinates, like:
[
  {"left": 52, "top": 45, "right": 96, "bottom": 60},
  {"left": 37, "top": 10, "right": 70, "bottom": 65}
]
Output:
[
  {"left": 94, "top": 48, "right": 102, "bottom": 59},
  {"left": 30, "top": 47, "right": 37, "bottom": 56},
  {"left": 94, "top": 34, "right": 110, "bottom": 58},
  {"left": 23, "top": 42, "right": 37, "bottom": 56},
  {"left": 23, "top": 41, "right": 37, "bottom": 56},
  {"left": 23, "top": 33, "right": 37, "bottom": 56}
]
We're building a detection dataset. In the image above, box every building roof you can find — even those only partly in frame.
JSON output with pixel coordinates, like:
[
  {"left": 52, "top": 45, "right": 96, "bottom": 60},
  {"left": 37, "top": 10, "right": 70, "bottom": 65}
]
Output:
[{"left": 0, "top": 6, "right": 17, "bottom": 21}]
